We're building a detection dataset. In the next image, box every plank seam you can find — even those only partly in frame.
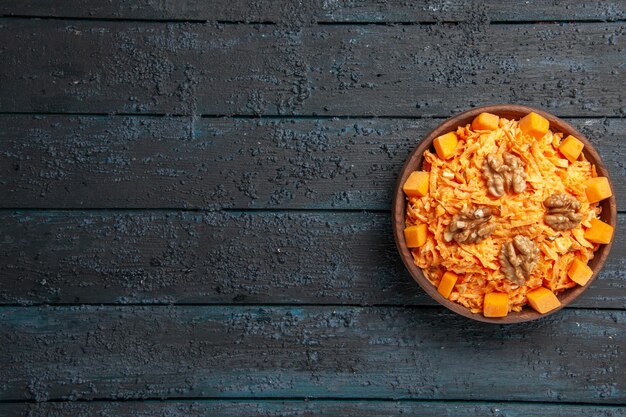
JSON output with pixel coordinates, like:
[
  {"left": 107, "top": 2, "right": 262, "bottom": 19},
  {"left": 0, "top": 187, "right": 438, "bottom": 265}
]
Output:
[
  {"left": 2, "top": 14, "right": 271, "bottom": 24},
  {"left": 2, "top": 14, "right": 625, "bottom": 24},
  {"left": 0, "top": 14, "right": 189, "bottom": 22},
  {"left": 2, "top": 112, "right": 626, "bottom": 120},
  {"left": 1, "top": 208, "right": 626, "bottom": 214},
  {"left": 0, "top": 397, "right": 624, "bottom": 406},
  {"left": 0, "top": 208, "right": 391, "bottom": 213},
  {"left": 0, "top": 304, "right": 623, "bottom": 311}
]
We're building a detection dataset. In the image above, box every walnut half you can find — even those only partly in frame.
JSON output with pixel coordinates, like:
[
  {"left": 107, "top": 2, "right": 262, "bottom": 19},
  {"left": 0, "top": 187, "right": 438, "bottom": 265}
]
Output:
[
  {"left": 543, "top": 192, "right": 583, "bottom": 231},
  {"left": 444, "top": 207, "right": 496, "bottom": 244},
  {"left": 482, "top": 152, "right": 527, "bottom": 198},
  {"left": 499, "top": 235, "right": 539, "bottom": 285}
]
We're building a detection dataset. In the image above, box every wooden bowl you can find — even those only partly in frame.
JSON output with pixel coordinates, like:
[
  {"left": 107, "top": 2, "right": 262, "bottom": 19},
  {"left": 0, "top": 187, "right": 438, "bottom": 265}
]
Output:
[{"left": 392, "top": 104, "right": 617, "bottom": 323}]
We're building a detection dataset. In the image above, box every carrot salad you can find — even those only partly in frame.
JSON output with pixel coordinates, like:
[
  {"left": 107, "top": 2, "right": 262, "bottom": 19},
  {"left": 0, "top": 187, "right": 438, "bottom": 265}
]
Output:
[{"left": 404, "top": 112, "right": 612, "bottom": 316}]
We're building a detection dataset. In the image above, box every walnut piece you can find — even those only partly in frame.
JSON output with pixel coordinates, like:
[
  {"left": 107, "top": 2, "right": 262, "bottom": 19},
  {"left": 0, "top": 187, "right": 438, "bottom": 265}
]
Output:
[
  {"left": 499, "top": 235, "right": 539, "bottom": 285},
  {"left": 444, "top": 207, "right": 496, "bottom": 244},
  {"left": 543, "top": 192, "right": 583, "bottom": 230},
  {"left": 482, "top": 152, "right": 527, "bottom": 197}
]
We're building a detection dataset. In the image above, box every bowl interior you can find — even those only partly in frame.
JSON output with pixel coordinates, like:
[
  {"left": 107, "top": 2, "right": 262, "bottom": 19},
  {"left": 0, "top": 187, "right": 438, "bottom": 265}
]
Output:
[{"left": 392, "top": 104, "right": 617, "bottom": 324}]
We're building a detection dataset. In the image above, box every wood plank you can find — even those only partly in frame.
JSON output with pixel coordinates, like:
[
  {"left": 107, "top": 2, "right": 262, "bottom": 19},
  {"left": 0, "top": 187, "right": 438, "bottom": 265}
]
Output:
[
  {"left": 2, "top": 115, "right": 625, "bottom": 210},
  {"left": 315, "top": 1, "right": 626, "bottom": 23},
  {"left": 1, "top": 20, "right": 625, "bottom": 116},
  {"left": 1, "top": 0, "right": 625, "bottom": 22},
  {"left": 0, "top": 211, "right": 623, "bottom": 307},
  {"left": 2, "top": 401, "right": 626, "bottom": 417},
  {"left": 0, "top": 306, "right": 623, "bottom": 402}
]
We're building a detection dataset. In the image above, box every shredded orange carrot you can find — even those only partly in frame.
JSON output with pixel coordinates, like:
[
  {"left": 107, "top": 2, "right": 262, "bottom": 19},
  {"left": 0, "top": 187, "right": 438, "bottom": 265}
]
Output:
[{"left": 405, "top": 117, "right": 602, "bottom": 313}]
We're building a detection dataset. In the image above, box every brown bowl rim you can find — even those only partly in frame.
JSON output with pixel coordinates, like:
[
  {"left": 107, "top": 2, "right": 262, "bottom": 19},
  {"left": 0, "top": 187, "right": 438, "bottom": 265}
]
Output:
[{"left": 391, "top": 104, "right": 617, "bottom": 324}]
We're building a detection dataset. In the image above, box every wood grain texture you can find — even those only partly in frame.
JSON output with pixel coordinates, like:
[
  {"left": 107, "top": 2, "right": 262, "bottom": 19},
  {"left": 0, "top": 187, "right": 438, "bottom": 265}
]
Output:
[
  {"left": 0, "top": 306, "right": 623, "bottom": 402},
  {"left": 1, "top": 211, "right": 623, "bottom": 307},
  {"left": 1, "top": 20, "right": 625, "bottom": 116},
  {"left": 1, "top": 0, "right": 625, "bottom": 22},
  {"left": 2, "top": 401, "right": 626, "bottom": 417},
  {"left": 2, "top": 115, "right": 625, "bottom": 210}
]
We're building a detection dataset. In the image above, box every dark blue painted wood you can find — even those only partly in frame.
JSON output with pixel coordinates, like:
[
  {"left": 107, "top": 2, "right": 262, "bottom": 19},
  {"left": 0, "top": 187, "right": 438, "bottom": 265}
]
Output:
[
  {"left": 1, "top": 115, "right": 625, "bottom": 209},
  {"left": 2, "top": 400, "right": 626, "bottom": 417},
  {"left": 0, "top": 0, "right": 624, "bottom": 411},
  {"left": 0, "top": 306, "right": 624, "bottom": 402},
  {"left": 0, "top": 211, "right": 624, "bottom": 307},
  {"left": 1, "top": 0, "right": 625, "bottom": 22},
  {"left": 1, "top": 20, "right": 625, "bottom": 116}
]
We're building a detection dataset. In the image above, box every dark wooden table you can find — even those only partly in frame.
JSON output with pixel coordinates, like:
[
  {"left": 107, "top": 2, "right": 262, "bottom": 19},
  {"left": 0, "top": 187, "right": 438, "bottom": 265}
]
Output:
[{"left": 1, "top": 1, "right": 625, "bottom": 416}]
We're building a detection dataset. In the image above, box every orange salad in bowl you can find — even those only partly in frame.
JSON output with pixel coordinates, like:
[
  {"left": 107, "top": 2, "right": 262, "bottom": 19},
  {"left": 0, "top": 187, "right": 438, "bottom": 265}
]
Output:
[{"left": 402, "top": 111, "right": 614, "bottom": 318}]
